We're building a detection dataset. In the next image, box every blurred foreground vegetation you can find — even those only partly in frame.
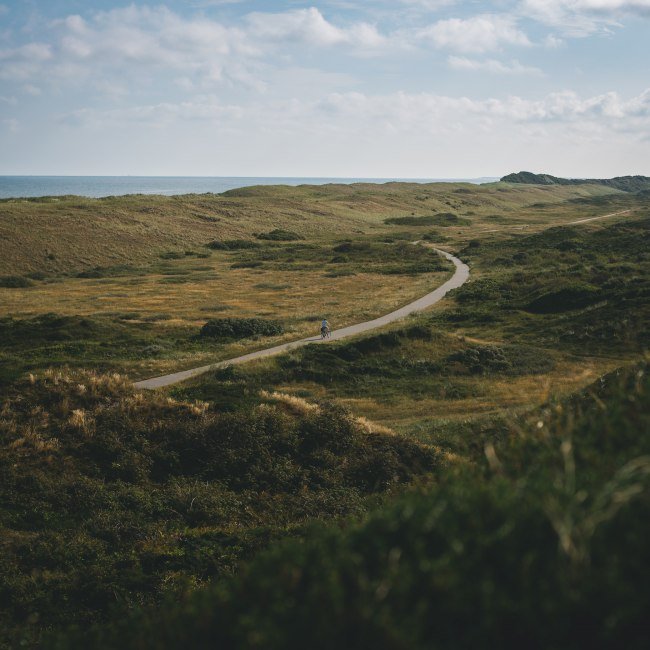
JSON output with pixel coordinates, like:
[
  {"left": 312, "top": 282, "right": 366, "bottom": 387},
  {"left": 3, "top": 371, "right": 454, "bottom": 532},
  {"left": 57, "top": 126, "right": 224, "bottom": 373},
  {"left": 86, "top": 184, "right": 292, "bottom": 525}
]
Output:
[
  {"left": 0, "top": 370, "right": 436, "bottom": 648},
  {"left": 49, "top": 361, "right": 650, "bottom": 649}
]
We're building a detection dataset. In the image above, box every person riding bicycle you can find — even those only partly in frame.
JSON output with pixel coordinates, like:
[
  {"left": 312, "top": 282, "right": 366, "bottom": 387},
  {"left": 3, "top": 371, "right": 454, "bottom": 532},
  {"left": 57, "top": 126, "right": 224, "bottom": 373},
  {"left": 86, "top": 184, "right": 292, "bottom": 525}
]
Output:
[{"left": 321, "top": 319, "right": 330, "bottom": 338}]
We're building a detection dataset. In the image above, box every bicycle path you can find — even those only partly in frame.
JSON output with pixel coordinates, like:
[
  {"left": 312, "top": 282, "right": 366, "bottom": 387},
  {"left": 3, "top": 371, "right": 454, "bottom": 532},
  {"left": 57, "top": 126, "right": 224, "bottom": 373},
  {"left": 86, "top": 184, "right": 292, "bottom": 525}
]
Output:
[{"left": 134, "top": 247, "right": 469, "bottom": 389}]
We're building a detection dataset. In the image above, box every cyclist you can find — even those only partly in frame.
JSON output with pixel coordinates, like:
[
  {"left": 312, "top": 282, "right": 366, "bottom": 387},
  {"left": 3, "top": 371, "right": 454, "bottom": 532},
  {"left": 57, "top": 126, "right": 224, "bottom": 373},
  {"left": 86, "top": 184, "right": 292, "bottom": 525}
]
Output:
[{"left": 321, "top": 319, "right": 331, "bottom": 339}]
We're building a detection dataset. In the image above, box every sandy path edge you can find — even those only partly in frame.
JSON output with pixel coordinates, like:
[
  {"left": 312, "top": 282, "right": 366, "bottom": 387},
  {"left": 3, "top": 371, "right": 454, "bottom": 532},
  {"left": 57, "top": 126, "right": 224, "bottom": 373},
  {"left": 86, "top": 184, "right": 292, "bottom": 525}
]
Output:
[{"left": 134, "top": 247, "right": 469, "bottom": 390}]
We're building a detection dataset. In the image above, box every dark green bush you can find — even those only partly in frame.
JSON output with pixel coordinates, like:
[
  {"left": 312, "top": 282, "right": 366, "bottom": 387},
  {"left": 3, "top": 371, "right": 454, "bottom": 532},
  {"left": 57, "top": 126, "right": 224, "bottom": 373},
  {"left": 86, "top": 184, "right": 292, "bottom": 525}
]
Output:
[
  {"left": 206, "top": 239, "right": 261, "bottom": 250},
  {"left": 256, "top": 229, "right": 304, "bottom": 241},
  {"left": 447, "top": 344, "right": 555, "bottom": 375},
  {"left": 333, "top": 241, "right": 372, "bottom": 253},
  {"left": 0, "top": 275, "right": 34, "bottom": 288},
  {"left": 526, "top": 284, "right": 601, "bottom": 314},
  {"left": 455, "top": 279, "right": 504, "bottom": 303},
  {"left": 200, "top": 318, "right": 284, "bottom": 339},
  {"left": 384, "top": 215, "right": 440, "bottom": 226}
]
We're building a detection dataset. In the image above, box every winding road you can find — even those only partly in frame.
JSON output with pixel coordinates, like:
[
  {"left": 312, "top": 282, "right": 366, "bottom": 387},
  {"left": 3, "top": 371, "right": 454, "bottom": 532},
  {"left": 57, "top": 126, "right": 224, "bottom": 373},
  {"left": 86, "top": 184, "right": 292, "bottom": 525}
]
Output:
[{"left": 134, "top": 247, "right": 470, "bottom": 390}]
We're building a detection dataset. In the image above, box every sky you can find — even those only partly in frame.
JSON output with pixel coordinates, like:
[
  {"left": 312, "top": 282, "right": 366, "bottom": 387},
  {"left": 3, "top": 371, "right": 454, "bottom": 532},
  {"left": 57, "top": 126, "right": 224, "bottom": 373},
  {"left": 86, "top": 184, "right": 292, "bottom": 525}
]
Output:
[{"left": 0, "top": 0, "right": 648, "bottom": 178}]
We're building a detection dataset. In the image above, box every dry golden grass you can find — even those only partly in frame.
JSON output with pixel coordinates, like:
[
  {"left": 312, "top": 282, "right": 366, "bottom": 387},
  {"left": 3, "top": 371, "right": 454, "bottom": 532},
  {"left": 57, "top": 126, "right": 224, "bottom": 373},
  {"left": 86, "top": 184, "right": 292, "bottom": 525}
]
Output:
[
  {"left": 1, "top": 243, "right": 451, "bottom": 377},
  {"left": 337, "top": 358, "right": 621, "bottom": 432}
]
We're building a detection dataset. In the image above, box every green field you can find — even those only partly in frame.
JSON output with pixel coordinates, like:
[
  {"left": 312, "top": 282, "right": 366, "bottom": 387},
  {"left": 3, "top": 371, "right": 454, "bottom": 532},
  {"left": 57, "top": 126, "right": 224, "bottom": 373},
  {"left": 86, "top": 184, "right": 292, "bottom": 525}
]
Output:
[{"left": 0, "top": 180, "right": 648, "bottom": 648}]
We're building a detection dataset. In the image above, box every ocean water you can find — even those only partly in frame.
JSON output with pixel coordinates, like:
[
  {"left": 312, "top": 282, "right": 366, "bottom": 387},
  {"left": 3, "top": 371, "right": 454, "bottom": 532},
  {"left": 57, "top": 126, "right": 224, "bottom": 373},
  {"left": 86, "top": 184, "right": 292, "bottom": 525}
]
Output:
[{"left": 0, "top": 176, "right": 498, "bottom": 199}]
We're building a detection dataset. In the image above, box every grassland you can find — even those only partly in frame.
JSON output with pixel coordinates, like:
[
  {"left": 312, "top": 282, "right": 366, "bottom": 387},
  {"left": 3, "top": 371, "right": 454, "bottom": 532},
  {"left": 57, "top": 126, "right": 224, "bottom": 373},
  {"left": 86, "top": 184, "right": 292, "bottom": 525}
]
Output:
[
  {"left": 0, "top": 181, "right": 641, "bottom": 385},
  {"left": 0, "top": 180, "right": 649, "bottom": 648}
]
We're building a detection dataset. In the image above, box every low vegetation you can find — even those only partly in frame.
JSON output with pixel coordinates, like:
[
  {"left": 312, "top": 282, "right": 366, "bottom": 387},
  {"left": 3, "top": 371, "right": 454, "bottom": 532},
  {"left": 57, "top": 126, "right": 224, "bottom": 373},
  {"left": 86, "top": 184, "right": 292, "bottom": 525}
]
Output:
[
  {"left": 0, "top": 275, "right": 34, "bottom": 288},
  {"left": 206, "top": 239, "right": 260, "bottom": 250},
  {"left": 200, "top": 317, "right": 284, "bottom": 339},
  {"left": 52, "top": 362, "right": 650, "bottom": 650},
  {"left": 385, "top": 213, "right": 471, "bottom": 227},
  {"left": 255, "top": 229, "right": 304, "bottom": 241},
  {"left": 1, "top": 181, "right": 648, "bottom": 649},
  {"left": 0, "top": 370, "right": 437, "bottom": 648}
]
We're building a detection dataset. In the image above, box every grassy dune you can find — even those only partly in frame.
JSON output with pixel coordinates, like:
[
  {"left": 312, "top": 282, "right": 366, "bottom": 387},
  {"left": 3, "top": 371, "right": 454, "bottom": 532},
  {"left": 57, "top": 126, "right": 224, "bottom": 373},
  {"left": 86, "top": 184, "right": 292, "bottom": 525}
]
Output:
[
  {"left": 0, "top": 181, "right": 623, "bottom": 277},
  {"left": 0, "top": 181, "right": 648, "bottom": 648}
]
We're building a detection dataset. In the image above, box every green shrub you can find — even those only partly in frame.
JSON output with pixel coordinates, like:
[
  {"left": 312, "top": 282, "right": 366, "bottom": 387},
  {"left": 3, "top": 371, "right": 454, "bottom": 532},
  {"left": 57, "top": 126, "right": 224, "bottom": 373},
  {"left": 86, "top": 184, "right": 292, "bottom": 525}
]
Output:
[
  {"left": 200, "top": 318, "right": 284, "bottom": 339},
  {"left": 526, "top": 284, "right": 601, "bottom": 314},
  {"left": 206, "top": 240, "right": 261, "bottom": 250},
  {"left": 455, "top": 279, "right": 504, "bottom": 303},
  {"left": 333, "top": 241, "right": 372, "bottom": 254},
  {"left": 256, "top": 229, "right": 304, "bottom": 241},
  {"left": 384, "top": 213, "right": 470, "bottom": 227},
  {"left": 447, "top": 344, "right": 555, "bottom": 375},
  {"left": 0, "top": 275, "right": 34, "bottom": 288},
  {"left": 384, "top": 215, "right": 441, "bottom": 226}
]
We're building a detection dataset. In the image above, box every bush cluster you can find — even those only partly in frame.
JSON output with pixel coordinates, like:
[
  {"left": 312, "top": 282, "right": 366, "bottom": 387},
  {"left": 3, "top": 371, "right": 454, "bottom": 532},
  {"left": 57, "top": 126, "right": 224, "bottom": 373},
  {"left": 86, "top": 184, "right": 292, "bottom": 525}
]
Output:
[
  {"left": 525, "top": 283, "right": 602, "bottom": 314},
  {"left": 447, "top": 344, "right": 555, "bottom": 376},
  {"left": 0, "top": 275, "right": 34, "bottom": 288},
  {"left": 384, "top": 213, "right": 471, "bottom": 227},
  {"left": 200, "top": 318, "right": 284, "bottom": 339},
  {"left": 255, "top": 229, "right": 304, "bottom": 241},
  {"left": 206, "top": 239, "right": 261, "bottom": 250}
]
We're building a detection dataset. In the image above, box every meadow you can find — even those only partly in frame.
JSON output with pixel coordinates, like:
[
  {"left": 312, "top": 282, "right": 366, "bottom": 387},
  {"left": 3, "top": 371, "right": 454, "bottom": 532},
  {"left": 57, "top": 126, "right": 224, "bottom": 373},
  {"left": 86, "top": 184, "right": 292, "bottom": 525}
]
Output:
[{"left": 0, "top": 179, "right": 648, "bottom": 648}]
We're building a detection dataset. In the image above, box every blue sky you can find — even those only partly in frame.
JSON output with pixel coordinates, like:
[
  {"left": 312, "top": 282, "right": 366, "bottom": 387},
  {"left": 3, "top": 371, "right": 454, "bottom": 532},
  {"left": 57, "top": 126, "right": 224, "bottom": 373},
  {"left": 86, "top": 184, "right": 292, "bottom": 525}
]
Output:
[{"left": 0, "top": 1, "right": 648, "bottom": 177}]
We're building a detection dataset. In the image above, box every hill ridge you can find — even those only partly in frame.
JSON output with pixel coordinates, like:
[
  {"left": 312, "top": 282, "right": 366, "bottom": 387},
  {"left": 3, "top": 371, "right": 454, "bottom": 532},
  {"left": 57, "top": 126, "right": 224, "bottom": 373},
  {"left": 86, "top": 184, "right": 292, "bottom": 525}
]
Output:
[{"left": 501, "top": 170, "right": 650, "bottom": 192}]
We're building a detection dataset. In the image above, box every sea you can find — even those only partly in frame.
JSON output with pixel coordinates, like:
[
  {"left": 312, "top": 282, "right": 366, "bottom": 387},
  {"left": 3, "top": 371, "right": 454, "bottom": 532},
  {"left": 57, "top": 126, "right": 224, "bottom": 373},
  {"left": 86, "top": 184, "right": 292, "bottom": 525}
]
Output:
[{"left": 0, "top": 176, "right": 498, "bottom": 200}]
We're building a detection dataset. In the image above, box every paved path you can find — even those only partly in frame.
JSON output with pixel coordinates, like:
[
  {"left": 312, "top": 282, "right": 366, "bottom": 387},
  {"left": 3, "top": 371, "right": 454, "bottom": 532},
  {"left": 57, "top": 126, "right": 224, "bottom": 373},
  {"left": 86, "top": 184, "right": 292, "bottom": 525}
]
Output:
[
  {"left": 134, "top": 247, "right": 469, "bottom": 390},
  {"left": 566, "top": 209, "right": 631, "bottom": 225},
  {"left": 480, "top": 209, "right": 631, "bottom": 233}
]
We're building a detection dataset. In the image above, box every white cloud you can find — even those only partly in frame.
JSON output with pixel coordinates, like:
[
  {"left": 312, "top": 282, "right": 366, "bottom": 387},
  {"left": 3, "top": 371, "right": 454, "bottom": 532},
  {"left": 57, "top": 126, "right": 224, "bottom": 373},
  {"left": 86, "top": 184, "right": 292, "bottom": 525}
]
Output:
[
  {"left": 418, "top": 14, "right": 531, "bottom": 53},
  {"left": 246, "top": 7, "right": 387, "bottom": 49},
  {"left": 0, "top": 42, "right": 53, "bottom": 80},
  {"left": 60, "top": 100, "right": 247, "bottom": 129},
  {"left": 60, "top": 87, "right": 650, "bottom": 139},
  {"left": 398, "top": 0, "right": 458, "bottom": 8},
  {"left": 0, "top": 5, "right": 392, "bottom": 89},
  {"left": 521, "top": 0, "right": 650, "bottom": 35},
  {"left": 22, "top": 84, "right": 41, "bottom": 96},
  {"left": 2, "top": 118, "right": 19, "bottom": 132},
  {"left": 448, "top": 56, "right": 543, "bottom": 75},
  {"left": 544, "top": 34, "right": 564, "bottom": 47}
]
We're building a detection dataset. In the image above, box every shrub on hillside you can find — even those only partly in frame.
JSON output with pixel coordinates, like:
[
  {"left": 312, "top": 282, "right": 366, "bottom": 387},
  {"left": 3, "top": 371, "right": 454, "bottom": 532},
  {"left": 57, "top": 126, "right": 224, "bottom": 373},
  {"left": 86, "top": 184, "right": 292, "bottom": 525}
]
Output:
[
  {"left": 525, "top": 283, "right": 601, "bottom": 314},
  {"left": 455, "top": 278, "right": 505, "bottom": 303},
  {"left": 206, "top": 240, "right": 261, "bottom": 250},
  {"left": 256, "top": 229, "right": 304, "bottom": 241},
  {"left": 0, "top": 275, "right": 34, "bottom": 288},
  {"left": 384, "top": 215, "right": 441, "bottom": 226},
  {"left": 200, "top": 318, "right": 284, "bottom": 339},
  {"left": 447, "top": 344, "right": 555, "bottom": 376}
]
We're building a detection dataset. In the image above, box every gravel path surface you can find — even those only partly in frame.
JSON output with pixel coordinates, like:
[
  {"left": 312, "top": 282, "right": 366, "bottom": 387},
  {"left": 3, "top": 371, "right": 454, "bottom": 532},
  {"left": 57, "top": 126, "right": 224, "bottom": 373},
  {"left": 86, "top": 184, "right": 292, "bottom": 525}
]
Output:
[{"left": 134, "top": 247, "right": 469, "bottom": 390}]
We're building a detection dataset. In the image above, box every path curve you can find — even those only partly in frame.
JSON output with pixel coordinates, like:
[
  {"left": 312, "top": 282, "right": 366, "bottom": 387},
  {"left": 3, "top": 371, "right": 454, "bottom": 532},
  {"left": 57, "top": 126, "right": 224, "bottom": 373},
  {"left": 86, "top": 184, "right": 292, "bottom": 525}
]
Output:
[
  {"left": 134, "top": 247, "right": 469, "bottom": 390},
  {"left": 480, "top": 209, "right": 631, "bottom": 234}
]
